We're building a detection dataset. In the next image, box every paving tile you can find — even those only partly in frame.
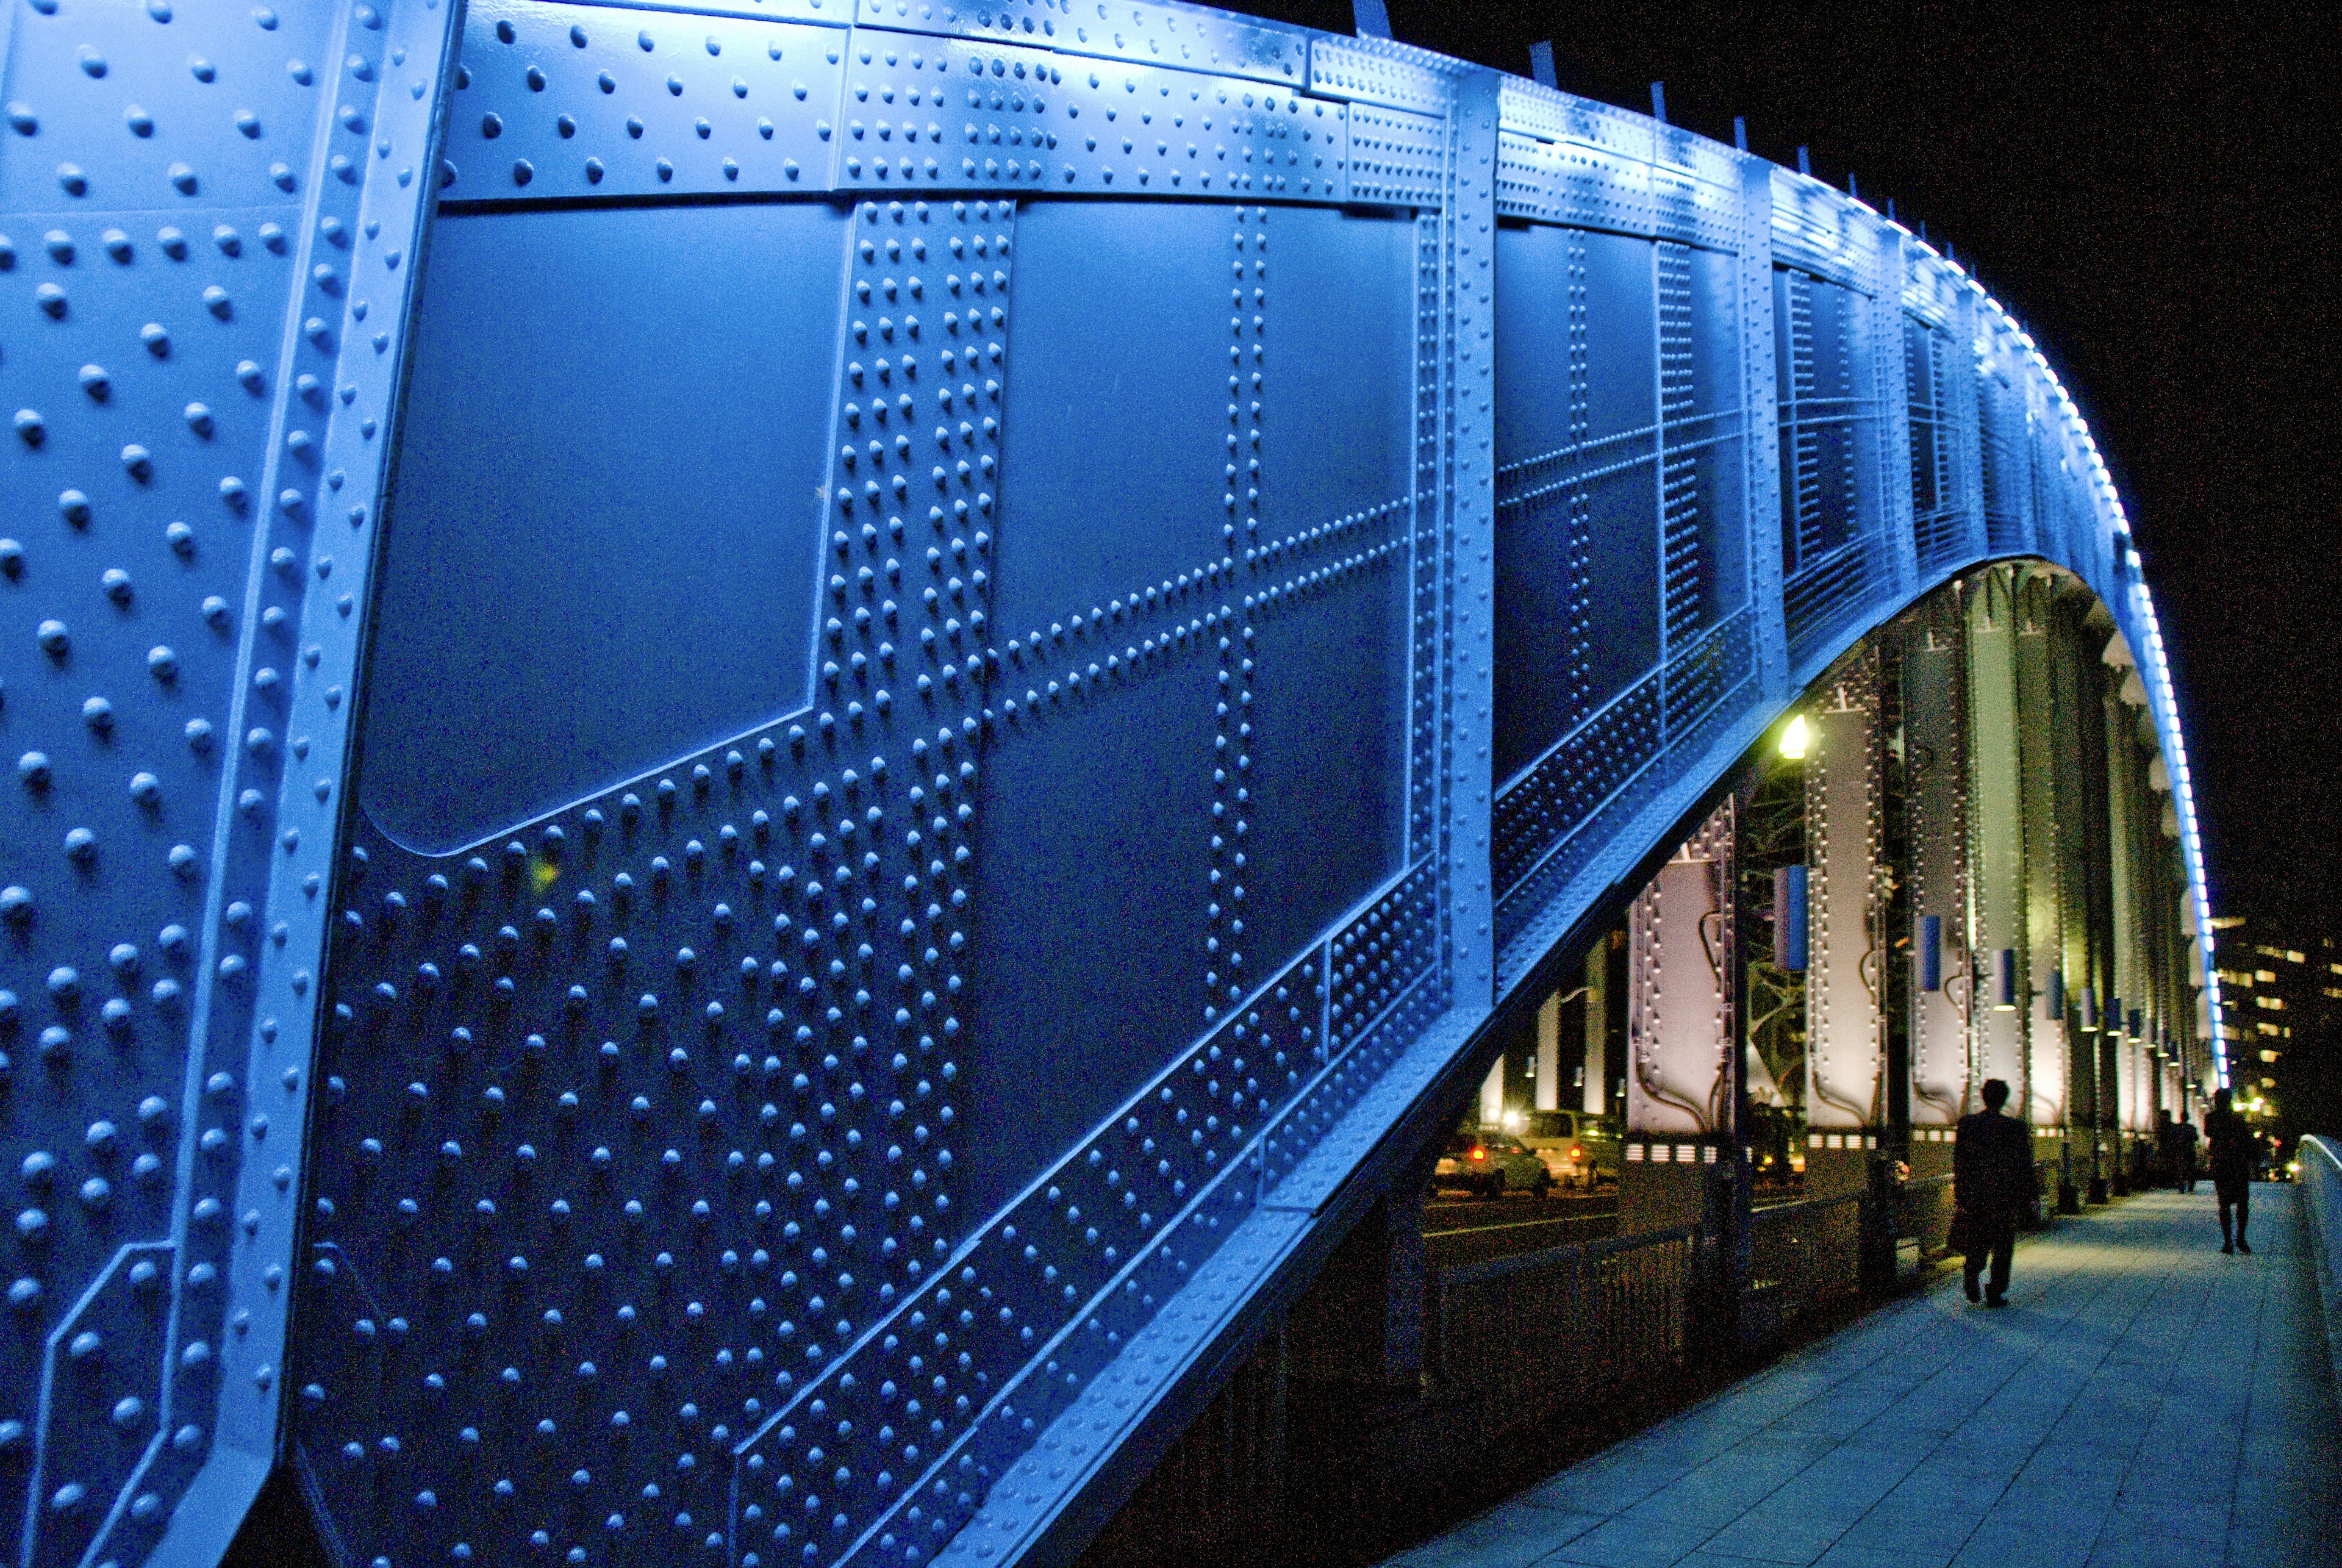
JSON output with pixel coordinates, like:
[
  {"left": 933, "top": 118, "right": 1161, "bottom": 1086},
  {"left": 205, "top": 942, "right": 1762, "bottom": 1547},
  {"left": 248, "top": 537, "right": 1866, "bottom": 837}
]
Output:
[
  {"left": 1414, "top": 1502, "right": 1613, "bottom": 1568},
  {"left": 1545, "top": 1514, "right": 1721, "bottom": 1567},
  {"left": 1375, "top": 1192, "right": 2334, "bottom": 1568},
  {"left": 1810, "top": 1543, "right": 1959, "bottom": 1568}
]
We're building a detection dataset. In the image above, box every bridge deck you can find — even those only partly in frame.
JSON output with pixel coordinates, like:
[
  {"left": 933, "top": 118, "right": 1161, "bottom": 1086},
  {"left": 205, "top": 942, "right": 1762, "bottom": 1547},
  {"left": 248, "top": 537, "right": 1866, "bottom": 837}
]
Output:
[{"left": 1377, "top": 1189, "right": 2340, "bottom": 1568}]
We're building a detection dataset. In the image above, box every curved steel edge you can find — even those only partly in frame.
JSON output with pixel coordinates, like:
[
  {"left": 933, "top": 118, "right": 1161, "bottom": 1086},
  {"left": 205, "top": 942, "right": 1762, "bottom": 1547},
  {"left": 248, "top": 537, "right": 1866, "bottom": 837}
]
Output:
[{"left": 154, "top": 1, "right": 471, "bottom": 1561}]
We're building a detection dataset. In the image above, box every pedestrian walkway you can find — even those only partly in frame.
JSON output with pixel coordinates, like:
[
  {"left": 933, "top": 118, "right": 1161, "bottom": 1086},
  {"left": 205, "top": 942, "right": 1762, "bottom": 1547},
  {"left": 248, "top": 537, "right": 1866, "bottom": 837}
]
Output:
[{"left": 1378, "top": 1188, "right": 2341, "bottom": 1568}]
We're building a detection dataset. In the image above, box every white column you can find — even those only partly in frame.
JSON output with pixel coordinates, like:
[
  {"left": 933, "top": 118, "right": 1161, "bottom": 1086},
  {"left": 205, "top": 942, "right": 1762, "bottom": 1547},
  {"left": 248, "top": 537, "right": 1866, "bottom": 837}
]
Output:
[
  {"left": 1968, "top": 567, "right": 2028, "bottom": 1106},
  {"left": 1806, "top": 648, "right": 1885, "bottom": 1130},
  {"left": 1583, "top": 947, "right": 1608, "bottom": 1115},
  {"left": 1905, "top": 595, "right": 1970, "bottom": 1131},
  {"left": 1534, "top": 992, "right": 1562, "bottom": 1112},
  {"left": 1627, "top": 801, "right": 1736, "bottom": 1139}
]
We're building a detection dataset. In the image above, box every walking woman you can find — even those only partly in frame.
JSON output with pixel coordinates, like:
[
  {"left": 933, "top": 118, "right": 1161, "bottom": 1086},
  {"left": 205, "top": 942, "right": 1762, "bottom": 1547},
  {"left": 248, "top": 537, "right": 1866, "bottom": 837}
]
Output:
[{"left": 2204, "top": 1087, "right": 2254, "bottom": 1254}]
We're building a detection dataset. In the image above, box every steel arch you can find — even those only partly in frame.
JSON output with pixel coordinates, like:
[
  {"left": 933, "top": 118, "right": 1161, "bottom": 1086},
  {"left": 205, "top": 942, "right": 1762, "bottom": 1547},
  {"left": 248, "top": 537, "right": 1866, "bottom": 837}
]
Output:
[{"left": 0, "top": 4, "right": 2221, "bottom": 1566}]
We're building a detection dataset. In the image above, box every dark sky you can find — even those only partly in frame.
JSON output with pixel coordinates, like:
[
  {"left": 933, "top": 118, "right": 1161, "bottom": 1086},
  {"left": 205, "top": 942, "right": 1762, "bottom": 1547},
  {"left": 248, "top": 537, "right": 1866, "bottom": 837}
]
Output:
[{"left": 1252, "top": 0, "right": 2341, "bottom": 917}]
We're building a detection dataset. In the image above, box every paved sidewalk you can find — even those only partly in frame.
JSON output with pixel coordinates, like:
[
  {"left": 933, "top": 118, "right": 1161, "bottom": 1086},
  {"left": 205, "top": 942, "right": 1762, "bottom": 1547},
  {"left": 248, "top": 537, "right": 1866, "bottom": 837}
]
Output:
[{"left": 1377, "top": 1189, "right": 2341, "bottom": 1568}]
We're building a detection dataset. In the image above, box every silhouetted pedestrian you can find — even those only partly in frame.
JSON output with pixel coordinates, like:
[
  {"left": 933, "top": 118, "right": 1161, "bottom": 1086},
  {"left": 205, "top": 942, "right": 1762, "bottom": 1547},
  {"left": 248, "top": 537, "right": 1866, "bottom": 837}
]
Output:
[
  {"left": 2204, "top": 1087, "right": 2253, "bottom": 1253},
  {"left": 1954, "top": 1078, "right": 2035, "bottom": 1307},
  {"left": 2172, "top": 1115, "right": 2199, "bottom": 1194}
]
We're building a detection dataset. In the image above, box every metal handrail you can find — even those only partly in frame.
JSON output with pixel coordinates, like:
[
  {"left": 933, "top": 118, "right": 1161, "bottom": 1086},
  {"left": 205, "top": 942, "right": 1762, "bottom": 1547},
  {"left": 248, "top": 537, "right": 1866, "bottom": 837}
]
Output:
[{"left": 2298, "top": 1136, "right": 2342, "bottom": 1398}]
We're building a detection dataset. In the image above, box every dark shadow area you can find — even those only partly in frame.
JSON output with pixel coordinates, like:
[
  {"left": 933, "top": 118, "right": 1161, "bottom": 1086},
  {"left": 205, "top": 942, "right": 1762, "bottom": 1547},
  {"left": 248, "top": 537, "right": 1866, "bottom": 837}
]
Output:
[{"left": 221, "top": 1466, "right": 332, "bottom": 1568}]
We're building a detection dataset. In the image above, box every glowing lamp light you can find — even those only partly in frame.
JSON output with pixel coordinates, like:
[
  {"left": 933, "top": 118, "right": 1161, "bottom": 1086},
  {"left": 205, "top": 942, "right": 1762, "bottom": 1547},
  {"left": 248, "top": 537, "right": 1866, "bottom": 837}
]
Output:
[{"left": 1778, "top": 715, "right": 1809, "bottom": 760}]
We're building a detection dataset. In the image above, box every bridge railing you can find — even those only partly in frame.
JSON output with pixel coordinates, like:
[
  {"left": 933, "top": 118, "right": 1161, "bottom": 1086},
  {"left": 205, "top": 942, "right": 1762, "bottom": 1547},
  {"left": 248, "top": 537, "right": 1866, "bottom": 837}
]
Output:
[
  {"left": 1745, "top": 1191, "right": 1866, "bottom": 1339},
  {"left": 2299, "top": 1136, "right": 2342, "bottom": 1398},
  {"left": 1431, "top": 1223, "right": 1700, "bottom": 1436}
]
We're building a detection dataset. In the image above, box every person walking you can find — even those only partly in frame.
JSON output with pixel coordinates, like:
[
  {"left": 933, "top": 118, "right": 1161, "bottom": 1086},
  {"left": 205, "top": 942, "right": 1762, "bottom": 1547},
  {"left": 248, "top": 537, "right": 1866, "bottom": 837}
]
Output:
[
  {"left": 2173, "top": 1113, "right": 2200, "bottom": 1194},
  {"left": 1954, "top": 1078, "right": 2035, "bottom": 1307},
  {"left": 2204, "top": 1087, "right": 2253, "bottom": 1253}
]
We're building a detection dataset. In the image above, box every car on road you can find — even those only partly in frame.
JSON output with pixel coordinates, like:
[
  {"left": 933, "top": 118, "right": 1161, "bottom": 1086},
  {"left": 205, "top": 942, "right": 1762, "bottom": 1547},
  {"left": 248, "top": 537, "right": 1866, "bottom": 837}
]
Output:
[
  {"left": 1433, "top": 1129, "right": 1552, "bottom": 1198},
  {"left": 1519, "top": 1109, "right": 1622, "bottom": 1190}
]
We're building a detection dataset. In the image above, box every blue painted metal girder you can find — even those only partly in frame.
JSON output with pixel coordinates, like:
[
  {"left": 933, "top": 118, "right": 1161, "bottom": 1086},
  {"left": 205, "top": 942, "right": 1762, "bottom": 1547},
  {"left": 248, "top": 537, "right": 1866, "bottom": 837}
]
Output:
[
  {"left": 0, "top": 1, "right": 2226, "bottom": 1564},
  {"left": 0, "top": 0, "right": 462, "bottom": 1563}
]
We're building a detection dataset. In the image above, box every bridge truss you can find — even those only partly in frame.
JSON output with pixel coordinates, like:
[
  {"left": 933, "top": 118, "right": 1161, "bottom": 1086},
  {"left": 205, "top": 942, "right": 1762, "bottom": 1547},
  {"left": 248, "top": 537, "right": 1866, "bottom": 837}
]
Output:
[{"left": 0, "top": 2, "right": 2220, "bottom": 1566}]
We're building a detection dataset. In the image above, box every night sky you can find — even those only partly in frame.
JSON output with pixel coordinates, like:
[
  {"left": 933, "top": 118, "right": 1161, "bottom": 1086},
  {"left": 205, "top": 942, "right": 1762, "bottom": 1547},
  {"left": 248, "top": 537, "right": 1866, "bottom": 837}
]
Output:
[{"left": 1252, "top": 0, "right": 2341, "bottom": 918}]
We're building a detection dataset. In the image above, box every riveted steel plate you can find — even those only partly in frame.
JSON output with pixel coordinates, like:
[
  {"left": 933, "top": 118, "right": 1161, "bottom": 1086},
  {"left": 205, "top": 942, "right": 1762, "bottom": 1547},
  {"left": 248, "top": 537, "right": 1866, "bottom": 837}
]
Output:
[
  {"left": 859, "top": 0, "right": 1305, "bottom": 90},
  {"left": 2, "top": 2, "right": 2230, "bottom": 1563},
  {"left": 835, "top": 30, "right": 1345, "bottom": 201},
  {"left": 1304, "top": 33, "right": 1450, "bottom": 115},
  {"left": 360, "top": 200, "right": 846, "bottom": 854},
  {"left": 438, "top": 1, "right": 850, "bottom": 202},
  {"left": 0, "top": 0, "right": 462, "bottom": 1561}
]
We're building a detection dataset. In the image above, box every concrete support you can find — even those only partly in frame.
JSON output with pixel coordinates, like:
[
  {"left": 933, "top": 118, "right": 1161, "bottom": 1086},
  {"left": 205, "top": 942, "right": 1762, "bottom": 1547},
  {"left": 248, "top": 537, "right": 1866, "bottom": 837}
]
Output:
[
  {"left": 1535, "top": 992, "right": 1562, "bottom": 1113},
  {"left": 1805, "top": 647, "right": 1887, "bottom": 1197},
  {"left": 1968, "top": 568, "right": 2029, "bottom": 1108},
  {"left": 1903, "top": 593, "right": 1971, "bottom": 1165},
  {"left": 1622, "top": 798, "right": 1740, "bottom": 1231}
]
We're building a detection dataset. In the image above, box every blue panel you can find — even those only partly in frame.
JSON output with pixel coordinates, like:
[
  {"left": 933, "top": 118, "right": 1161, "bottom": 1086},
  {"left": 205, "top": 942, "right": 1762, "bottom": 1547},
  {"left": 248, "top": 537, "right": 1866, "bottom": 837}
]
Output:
[
  {"left": 961, "top": 648, "right": 1217, "bottom": 1226},
  {"left": 295, "top": 192, "right": 1015, "bottom": 1568},
  {"left": 1777, "top": 267, "right": 1869, "bottom": 582},
  {"left": 1492, "top": 222, "right": 1660, "bottom": 786},
  {"left": 1683, "top": 245, "right": 1741, "bottom": 421},
  {"left": 1242, "top": 550, "right": 1413, "bottom": 1001},
  {"left": 1667, "top": 437, "right": 1748, "bottom": 639},
  {"left": 1492, "top": 223, "right": 1574, "bottom": 470},
  {"left": 1254, "top": 206, "right": 1414, "bottom": 538},
  {"left": 992, "top": 201, "right": 1240, "bottom": 643},
  {"left": 361, "top": 202, "right": 843, "bottom": 853},
  {"left": 1661, "top": 242, "right": 1747, "bottom": 648}
]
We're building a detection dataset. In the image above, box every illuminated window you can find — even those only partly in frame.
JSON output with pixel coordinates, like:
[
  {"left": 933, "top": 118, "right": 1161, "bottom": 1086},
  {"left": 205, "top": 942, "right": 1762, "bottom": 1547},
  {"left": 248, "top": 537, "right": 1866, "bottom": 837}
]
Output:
[
  {"left": 2220, "top": 970, "right": 2255, "bottom": 987},
  {"left": 2287, "top": 950, "right": 2306, "bottom": 964},
  {"left": 2255, "top": 945, "right": 2286, "bottom": 959},
  {"left": 2260, "top": 1050, "right": 2282, "bottom": 1064},
  {"left": 2255, "top": 970, "right": 2278, "bottom": 984},
  {"left": 2258, "top": 1021, "right": 2281, "bottom": 1036},
  {"left": 2255, "top": 995, "right": 2284, "bottom": 1011}
]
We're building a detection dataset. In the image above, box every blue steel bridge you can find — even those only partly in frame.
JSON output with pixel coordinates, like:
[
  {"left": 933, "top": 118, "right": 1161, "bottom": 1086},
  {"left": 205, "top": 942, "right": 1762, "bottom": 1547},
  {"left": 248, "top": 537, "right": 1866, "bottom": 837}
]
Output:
[{"left": 0, "top": 3, "right": 2263, "bottom": 1567}]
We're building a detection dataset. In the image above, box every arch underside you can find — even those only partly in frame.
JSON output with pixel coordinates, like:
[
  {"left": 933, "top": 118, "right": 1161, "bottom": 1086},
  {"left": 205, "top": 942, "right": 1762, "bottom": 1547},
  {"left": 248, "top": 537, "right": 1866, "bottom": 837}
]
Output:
[{"left": 0, "top": 5, "right": 2215, "bottom": 1567}]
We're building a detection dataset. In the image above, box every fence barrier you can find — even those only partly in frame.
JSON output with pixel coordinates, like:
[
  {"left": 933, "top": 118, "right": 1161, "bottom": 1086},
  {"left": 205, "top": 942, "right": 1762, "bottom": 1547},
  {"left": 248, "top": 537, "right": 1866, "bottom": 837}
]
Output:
[{"left": 2299, "top": 1137, "right": 2342, "bottom": 1400}]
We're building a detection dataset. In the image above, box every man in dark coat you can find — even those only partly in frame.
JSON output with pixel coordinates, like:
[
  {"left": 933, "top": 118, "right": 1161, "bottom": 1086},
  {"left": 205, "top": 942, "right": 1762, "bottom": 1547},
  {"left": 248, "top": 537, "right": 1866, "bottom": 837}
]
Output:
[
  {"left": 1955, "top": 1078, "right": 2035, "bottom": 1306},
  {"left": 2204, "top": 1087, "right": 2254, "bottom": 1253}
]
